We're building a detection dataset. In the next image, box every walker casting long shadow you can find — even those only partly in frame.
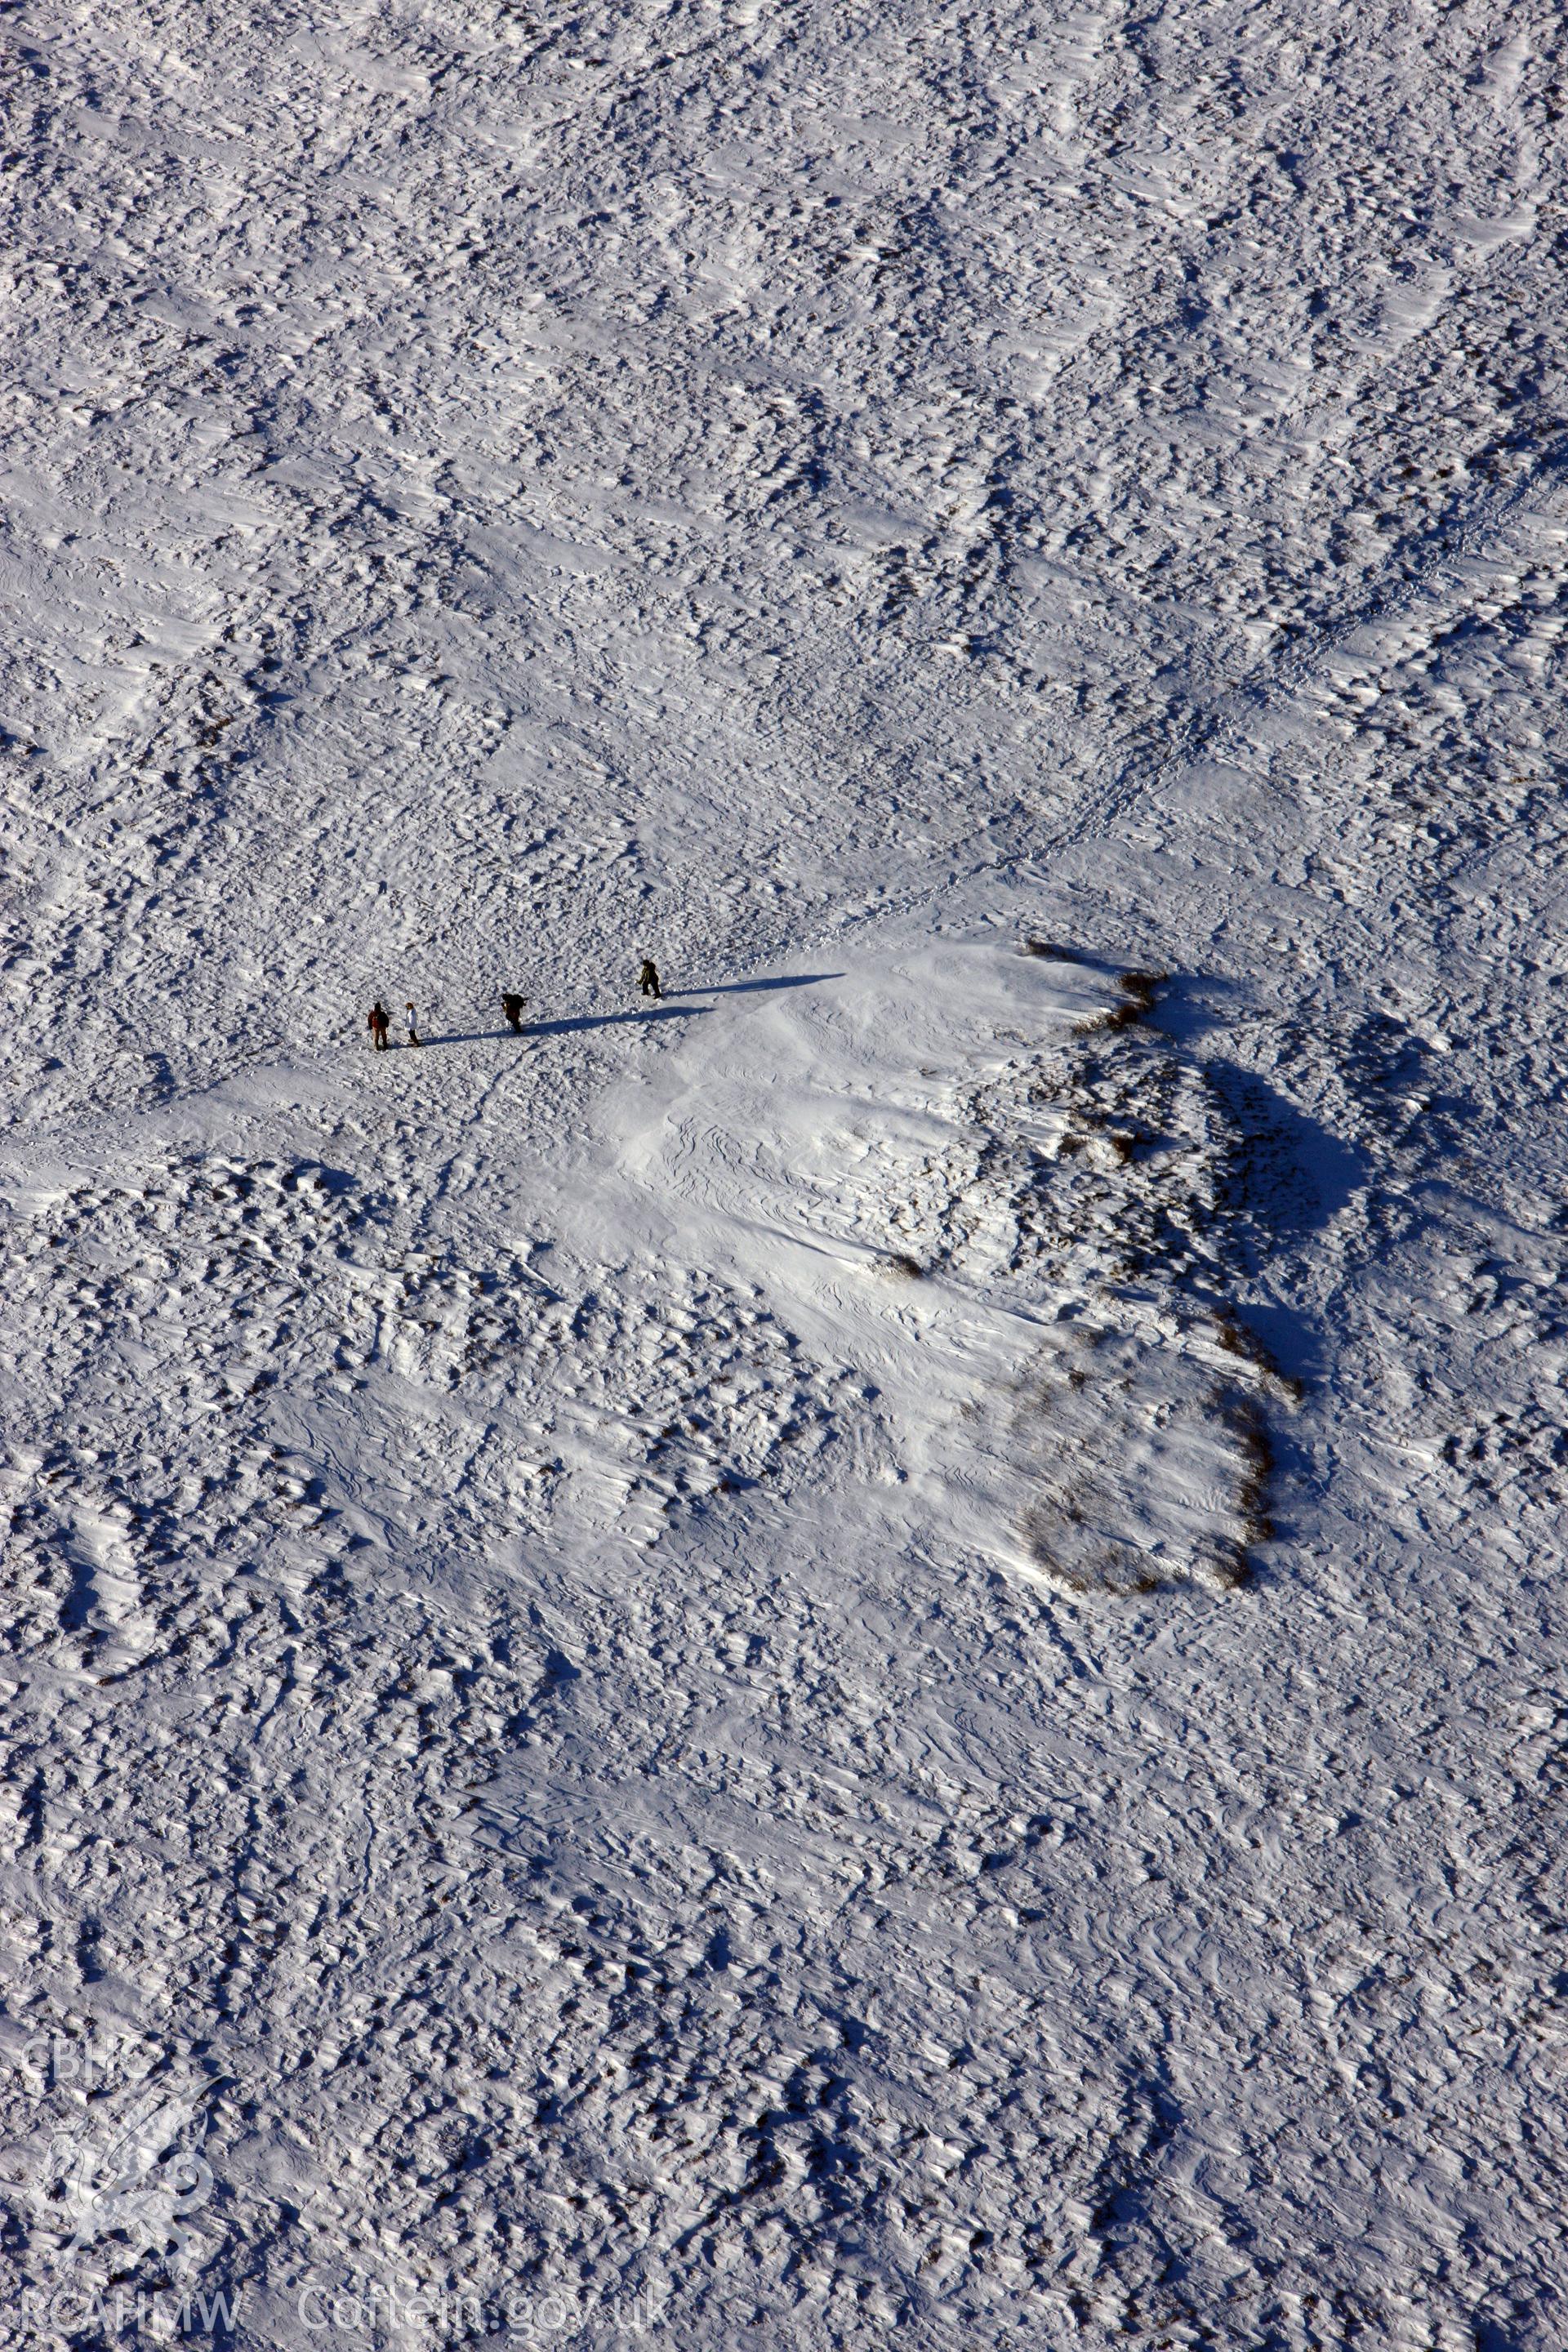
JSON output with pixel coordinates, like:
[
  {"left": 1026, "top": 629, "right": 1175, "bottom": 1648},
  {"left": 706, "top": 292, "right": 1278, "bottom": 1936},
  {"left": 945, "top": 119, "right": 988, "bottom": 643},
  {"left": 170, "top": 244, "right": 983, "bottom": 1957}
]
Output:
[{"left": 424, "top": 1005, "right": 713, "bottom": 1046}]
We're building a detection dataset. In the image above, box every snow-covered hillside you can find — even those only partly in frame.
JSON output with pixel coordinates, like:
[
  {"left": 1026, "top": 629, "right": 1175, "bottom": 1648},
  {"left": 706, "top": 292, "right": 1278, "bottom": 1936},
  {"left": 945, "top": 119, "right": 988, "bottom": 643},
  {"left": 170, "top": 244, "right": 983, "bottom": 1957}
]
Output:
[{"left": 1, "top": 0, "right": 1566, "bottom": 2344}]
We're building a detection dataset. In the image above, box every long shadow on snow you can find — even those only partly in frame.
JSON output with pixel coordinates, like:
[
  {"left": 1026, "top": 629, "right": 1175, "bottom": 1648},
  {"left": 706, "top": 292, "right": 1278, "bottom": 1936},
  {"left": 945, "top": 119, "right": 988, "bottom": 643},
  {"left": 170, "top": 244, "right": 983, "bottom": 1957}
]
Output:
[
  {"left": 1127, "top": 972, "right": 1365, "bottom": 1388},
  {"left": 423, "top": 978, "right": 837, "bottom": 1047},
  {"left": 1203, "top": 1065, "right": 1368, "bottom": 1392},
  {"left": 1209, "top": 1065, "right": 1366, "bottom": 1245},
  {"left": 670, "top": 972, "right": 844, "bottom": 997},
  {"left": 425, "top": 1006, "right": 713, "bottom": 1046}
]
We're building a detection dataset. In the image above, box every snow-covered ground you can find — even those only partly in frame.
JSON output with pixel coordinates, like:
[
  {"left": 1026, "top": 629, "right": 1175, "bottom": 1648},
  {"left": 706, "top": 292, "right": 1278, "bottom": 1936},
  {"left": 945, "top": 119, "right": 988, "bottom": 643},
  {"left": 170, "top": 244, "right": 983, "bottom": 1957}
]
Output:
[{"left": 1, "top": 0, "right": 1566, "bottom": 2344}]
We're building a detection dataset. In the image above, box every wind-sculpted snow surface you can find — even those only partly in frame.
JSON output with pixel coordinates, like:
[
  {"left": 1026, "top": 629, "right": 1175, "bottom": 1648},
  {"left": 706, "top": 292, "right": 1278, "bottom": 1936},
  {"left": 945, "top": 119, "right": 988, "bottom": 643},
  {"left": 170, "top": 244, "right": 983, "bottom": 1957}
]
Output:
[{"left": 2, "top": 0, "right": 1568, "bottom": 2345}]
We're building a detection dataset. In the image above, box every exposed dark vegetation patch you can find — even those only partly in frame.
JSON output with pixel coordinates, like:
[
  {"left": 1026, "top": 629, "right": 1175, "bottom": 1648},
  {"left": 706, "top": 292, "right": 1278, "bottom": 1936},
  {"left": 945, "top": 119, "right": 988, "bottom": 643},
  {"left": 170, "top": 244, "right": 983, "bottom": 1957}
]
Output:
[
  {"left": 1017, "top": 1334, "right": 1279, "bottom": 1597},
  {"left": 881, "top": 966, "right": 1323, "bottom": 1596},
  {"left": 1091, "top": 969, "right": 1170, "bottom": 1032},
  {"left": 1214, "top": 1308, "right": 1306, "bottom": 1405},
  {"left": 1023, "top": 938, "right": 1090, "bottom": 964},
  {"left": 1227, "top": 1394, "right": 1276, "bottom": 1574}
]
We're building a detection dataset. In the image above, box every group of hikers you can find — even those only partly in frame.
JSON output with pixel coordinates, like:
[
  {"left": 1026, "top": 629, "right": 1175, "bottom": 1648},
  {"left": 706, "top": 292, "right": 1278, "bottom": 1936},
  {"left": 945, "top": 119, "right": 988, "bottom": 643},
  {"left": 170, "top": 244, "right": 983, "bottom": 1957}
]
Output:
[{"left": 366, "top": 960, "right": 662, "bottom": 1051}]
